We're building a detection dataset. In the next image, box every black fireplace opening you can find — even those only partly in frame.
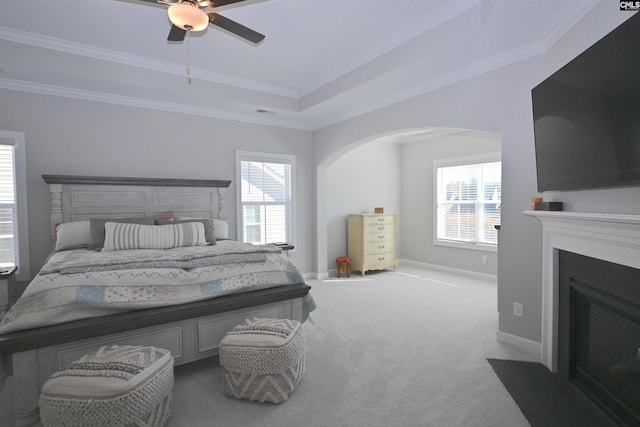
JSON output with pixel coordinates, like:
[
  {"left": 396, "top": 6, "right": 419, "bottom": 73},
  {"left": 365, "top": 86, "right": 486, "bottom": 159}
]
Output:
[{"left": 558, "top": 250, "right": 640, "bottom": 426}]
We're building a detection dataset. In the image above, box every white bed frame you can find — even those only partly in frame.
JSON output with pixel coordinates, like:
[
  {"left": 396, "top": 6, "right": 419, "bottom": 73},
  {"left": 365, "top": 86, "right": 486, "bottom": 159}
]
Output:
[{"left": 0, "top": 175, "right": 310, "bottom": 427}]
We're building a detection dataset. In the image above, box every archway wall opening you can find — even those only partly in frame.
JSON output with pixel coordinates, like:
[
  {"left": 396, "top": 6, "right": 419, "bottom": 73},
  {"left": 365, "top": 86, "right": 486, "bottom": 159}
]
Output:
[{"left": 314, "top": 55, "right": 543, "bottom": 343}]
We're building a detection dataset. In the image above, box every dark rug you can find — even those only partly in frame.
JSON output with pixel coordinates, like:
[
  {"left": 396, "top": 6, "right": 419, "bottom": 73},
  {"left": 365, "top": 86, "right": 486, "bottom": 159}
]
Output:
[{"left": 487, "top": 359, "right": 617, "bottom": 427}]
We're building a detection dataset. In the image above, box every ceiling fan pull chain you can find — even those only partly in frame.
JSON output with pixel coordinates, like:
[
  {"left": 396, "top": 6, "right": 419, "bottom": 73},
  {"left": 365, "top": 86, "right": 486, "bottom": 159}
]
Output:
[{"left": 186, "top": 30, "right": 192, "bottom": 84}]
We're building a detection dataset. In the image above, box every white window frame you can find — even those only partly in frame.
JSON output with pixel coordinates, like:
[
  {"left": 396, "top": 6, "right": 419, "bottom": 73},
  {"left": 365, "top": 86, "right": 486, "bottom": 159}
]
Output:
[
  {"left": 433, "top": 152, "right": 501, "bottom": 253},
  {"left": 0, "top": 130, "right": 30, "bottom": 281},
  {"left": 235, "top": 150, "right": 296, "bottom": 247}
]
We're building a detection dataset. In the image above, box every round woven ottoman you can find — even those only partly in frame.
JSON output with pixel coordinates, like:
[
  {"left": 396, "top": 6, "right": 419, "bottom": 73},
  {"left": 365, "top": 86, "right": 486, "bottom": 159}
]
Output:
[
  {"left": 219, "top": 317, "right": 306, "bottom": 403},
  {"left": 39, "top": 345, "right": 174, "bottom": 427}
]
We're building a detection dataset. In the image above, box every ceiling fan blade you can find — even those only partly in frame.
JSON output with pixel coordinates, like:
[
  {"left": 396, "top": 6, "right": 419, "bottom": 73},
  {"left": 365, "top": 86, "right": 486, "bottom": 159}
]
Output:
[
  {"left": 208, "top": 13, "right": 265, "bottom": 44},
  {"left": 167, "top": 25, "right": 187, "bottom": 41},
  {"left": 209, "top": 0, "right": 250, "bottom": 6}
]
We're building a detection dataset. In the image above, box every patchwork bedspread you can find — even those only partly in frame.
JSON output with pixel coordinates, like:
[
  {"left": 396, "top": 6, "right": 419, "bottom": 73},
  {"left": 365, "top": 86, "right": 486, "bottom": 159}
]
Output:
[{"left": 0, "top": 241, "right": 306, "bottom": 334}]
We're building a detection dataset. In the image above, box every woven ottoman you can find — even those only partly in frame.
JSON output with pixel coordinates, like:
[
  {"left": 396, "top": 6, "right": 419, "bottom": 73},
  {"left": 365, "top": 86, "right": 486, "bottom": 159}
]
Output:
[
  {"left": 39, "top": 345, "right": 174, "bottom": 427},
  {"left": 219, "top": 318, "right": 306, "bottom": 403}
]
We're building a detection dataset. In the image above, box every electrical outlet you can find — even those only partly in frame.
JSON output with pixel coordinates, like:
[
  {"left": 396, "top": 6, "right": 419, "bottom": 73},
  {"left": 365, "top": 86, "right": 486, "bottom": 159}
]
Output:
[
  {"left": 513, "top": 302, "right": 524, "bottom": 317},
  {"left": 482, "top": 255, "right": 488, "bottom": 265}
]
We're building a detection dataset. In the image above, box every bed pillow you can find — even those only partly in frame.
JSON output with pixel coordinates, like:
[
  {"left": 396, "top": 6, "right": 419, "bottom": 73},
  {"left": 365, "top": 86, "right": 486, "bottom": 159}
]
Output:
[
  {"left": 156, "top": 218, "right": 216, "bottom": 245},
  {"left": 212, "top": 218, "right": 229, "bottom": 240},
  {"left": 177, "top": 217, "right": 229, "bottom": 240},
  {"left": 102, "top": 222, "right": 208, "bottom": 251},
  {"left": 55, "top": 221, "right": 90, "bottom": 251},
  {"left": 88, "top": 217, "right": 155, "bottom": 250}
]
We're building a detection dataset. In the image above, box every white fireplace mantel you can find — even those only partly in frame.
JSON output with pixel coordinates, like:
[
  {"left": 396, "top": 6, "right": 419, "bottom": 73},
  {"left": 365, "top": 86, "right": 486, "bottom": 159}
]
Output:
[{"left": 523, "top": 210, "right": 640, "bottom": 371}]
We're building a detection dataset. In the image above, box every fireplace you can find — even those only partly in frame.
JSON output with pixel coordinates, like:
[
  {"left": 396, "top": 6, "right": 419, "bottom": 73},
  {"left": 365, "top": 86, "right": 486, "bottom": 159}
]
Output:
[
  {"left": 558, "top": 250, "right": 640, "bottom": 425},
  {"left": 524, "top": 210, "right": 640, "bottom": 425}
]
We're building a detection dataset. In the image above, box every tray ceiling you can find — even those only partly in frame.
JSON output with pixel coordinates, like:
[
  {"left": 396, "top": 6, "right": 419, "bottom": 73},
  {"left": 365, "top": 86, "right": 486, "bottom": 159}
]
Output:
[{"left": 0, "top": 0, "right": 598, "bottom": 130}]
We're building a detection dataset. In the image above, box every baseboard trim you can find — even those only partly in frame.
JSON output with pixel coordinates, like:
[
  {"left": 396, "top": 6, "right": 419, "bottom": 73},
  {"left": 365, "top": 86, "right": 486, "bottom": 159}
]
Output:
[
  {"left": 398, "top": 259, "right": 497, "bottom": 281},
  {"left": 312, "top": 259, "right": 496, "bottom": 282},
  {"left": 310, "top": 271, "right": 329, "bottom": 280},
  {"left": 496, "top": 330, "right": 542, "bottom": 360}
]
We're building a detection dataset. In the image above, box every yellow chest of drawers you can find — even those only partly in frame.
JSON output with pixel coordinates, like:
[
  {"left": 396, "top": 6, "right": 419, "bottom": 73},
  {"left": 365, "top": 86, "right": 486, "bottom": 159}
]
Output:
[{"left": 348, "top": 214, "right": 397, "bottom": 276}]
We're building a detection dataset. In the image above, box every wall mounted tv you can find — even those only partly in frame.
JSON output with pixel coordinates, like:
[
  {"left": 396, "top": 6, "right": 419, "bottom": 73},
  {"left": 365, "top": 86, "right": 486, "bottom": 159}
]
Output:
[{"left": 532, "top": 12, "right": 640, "bottom": 191}]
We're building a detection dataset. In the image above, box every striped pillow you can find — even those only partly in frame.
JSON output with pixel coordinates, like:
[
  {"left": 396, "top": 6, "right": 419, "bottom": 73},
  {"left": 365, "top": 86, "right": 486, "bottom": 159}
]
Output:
[{"left": 102, "top": 222, "right": 208, "bottom": 251}]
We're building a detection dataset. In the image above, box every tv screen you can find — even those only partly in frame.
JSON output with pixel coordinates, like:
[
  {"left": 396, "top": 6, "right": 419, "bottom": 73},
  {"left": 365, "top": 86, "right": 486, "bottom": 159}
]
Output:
[{"left": 532, "top": 13, "right": 640, "bottom": 191}]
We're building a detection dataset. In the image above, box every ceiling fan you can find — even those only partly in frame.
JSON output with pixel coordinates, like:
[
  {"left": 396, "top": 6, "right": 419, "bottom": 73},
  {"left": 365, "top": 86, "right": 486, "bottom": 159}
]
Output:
[{"left": 137, "top": 0, "right": 265, "bottom": 44}]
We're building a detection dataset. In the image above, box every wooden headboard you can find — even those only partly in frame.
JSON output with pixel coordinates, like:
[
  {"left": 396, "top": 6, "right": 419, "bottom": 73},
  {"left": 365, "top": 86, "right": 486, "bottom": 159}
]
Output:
[{"left": 42, "top": 175, "right": 231, "bottom": 243}]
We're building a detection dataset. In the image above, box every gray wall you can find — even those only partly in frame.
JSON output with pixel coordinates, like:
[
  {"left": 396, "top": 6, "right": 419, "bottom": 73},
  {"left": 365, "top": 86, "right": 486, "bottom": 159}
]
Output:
[
  {"left": 400, "top": 132, "right": 501, "bottom": 275},
  {"left": 325, "top": 140, "right": 401, "bottom": 272},
  {"left": 0, "top": 91, "right": 315, "bottom": 277}
]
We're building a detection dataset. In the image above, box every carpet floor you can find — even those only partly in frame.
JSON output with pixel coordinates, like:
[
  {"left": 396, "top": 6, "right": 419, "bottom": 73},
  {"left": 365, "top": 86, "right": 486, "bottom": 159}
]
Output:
[
  {"left": 167, "top": 265, "right": 538, "bottom": 427},
  {"left": 487, "top": 359, "right": 616, "bottom": 427}
]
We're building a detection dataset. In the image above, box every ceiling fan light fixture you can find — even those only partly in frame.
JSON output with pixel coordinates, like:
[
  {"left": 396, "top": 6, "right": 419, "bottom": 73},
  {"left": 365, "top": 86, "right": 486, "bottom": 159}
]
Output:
[{"left": 168, "top": 1, "right": 209, "bottom": 32}]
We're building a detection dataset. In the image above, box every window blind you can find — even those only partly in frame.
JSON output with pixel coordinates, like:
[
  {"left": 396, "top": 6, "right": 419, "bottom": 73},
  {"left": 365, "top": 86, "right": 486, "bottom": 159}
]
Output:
[
  {"left": 436, "top": 160, "right": 501, "bottom": 245},
  {"left": 0, "top": 144, "right": 16, "bottom": 267},
  {"left": 240, "top": 159, "right": 292, "bottom": 244}
]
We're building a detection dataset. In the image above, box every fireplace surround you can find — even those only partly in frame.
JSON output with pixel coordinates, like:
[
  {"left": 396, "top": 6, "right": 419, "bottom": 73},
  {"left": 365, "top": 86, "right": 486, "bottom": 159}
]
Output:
[{"left": 524, "top": 210, "right": 640, "bottom": 425}]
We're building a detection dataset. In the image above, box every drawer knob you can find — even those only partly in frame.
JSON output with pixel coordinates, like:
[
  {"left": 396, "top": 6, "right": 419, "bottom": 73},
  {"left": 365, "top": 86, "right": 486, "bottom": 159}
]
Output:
[
  {"left": 378, "top": 245, "right": 385, "bottom": 249},
  {"left": 378, "top": 257, "right": 385, "bottom": 261},
  {"left": 378, "top": 235, "right": 385, "bottom": 239},
  {"left": 378, "top": 226, "right": 384, "bottom": 230},
  {"left": 378, "top": 218, "right": 385, "bottom": 222}
]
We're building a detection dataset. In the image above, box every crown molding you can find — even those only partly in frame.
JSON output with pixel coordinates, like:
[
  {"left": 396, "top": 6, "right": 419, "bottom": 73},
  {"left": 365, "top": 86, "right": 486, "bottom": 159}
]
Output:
[
  {"left": 0, "top": 26, "right": 298, "bottom": 99},
  {"left": 0, "top": 78, "right": 312, "bottom": 131}
]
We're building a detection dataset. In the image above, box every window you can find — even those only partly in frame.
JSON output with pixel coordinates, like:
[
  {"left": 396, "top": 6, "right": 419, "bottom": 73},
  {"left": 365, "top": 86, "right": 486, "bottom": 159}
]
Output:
[
  {"left": 435, "top": 154, "right": 501, "bottom": 250},
  {"left": 236, "top": 151, "right": 295, "bottom": 245},
  {"left": 0, "top": 131, "right": 30, "bottom": 280}
]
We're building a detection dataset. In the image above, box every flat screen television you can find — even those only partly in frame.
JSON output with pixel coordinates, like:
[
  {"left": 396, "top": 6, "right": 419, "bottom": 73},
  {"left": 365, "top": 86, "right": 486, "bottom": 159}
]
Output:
[{"left": 532, "top": 12, "right": 640, "bottom": 191}]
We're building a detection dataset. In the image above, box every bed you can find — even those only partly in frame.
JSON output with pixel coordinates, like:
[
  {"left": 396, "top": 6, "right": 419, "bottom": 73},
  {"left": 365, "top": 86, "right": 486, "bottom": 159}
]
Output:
[{"left": 0, "top": 175, "right": 313, "bottom": 427}]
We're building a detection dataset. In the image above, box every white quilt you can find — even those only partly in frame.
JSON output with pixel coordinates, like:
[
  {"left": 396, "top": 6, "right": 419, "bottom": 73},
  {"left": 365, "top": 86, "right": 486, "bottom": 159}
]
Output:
[{"left": 0, "top": 241, "right": 306, "bottom": 334}]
